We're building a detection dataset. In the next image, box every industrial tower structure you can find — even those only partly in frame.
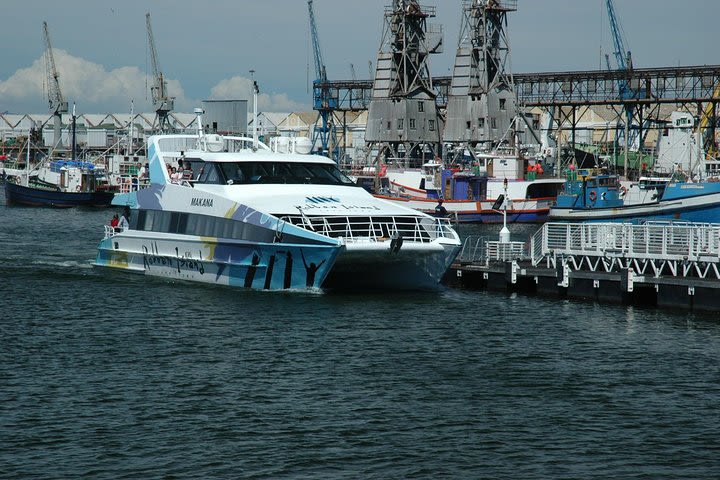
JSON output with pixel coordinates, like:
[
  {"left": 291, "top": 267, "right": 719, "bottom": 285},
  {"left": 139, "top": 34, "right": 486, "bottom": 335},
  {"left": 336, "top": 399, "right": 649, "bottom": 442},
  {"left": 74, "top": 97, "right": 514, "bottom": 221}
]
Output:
[
  {"left": 43, "top": 21, "right": 68, "bottom": 149},
  {"left": 442, "top": 0, "right": 519, "bottom": 162},
  {"left": 146, "top": 13, "right": 174, "bottom": 133},
  {"left": 365, "top": 0, "right": 443, "bottom": 167},
  {"left": 307, "top": 0, "right": 339, "bottom": 159}
]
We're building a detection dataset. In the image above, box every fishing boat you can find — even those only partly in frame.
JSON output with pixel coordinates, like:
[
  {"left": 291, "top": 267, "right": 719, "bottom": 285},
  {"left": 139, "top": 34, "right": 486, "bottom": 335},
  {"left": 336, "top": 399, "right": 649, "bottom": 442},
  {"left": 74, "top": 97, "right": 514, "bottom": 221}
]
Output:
[
  {"left": 4, "top": 112, "right": 116, "bottom": 207},
  {"left": 548, "top": 168, "right": 720, "bottom": 223},
  {"left": 0, "top": 155, "right": 23, "bottom": 183},
  {"left": 371, "top": 158, "right": 564, "bottom": 223},
  {"left": 93, "top": 111, "right": 461, "bottom": 291},
  {"left": 4, "top": 154, "right": 116, "bottom": 207}
]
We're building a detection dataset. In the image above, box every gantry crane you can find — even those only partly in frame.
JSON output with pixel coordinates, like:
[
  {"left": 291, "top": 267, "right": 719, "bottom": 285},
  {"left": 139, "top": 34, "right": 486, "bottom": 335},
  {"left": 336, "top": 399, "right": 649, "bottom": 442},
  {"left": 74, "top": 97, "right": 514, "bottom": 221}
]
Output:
[
  {"left": 43, "top": 21, "right": 68, "bottom": 149},
  {"left": 443, "top": 0, "right": 520, "bottom": 162},
  {"left": 146, "top": 12, "right": 174, "bottom": 133},
  {"left": 365, "top": 0, "right": 443, "bottom": 167},
  {"left": 308, "top": 0, "right": 338, "bottom": 159}
]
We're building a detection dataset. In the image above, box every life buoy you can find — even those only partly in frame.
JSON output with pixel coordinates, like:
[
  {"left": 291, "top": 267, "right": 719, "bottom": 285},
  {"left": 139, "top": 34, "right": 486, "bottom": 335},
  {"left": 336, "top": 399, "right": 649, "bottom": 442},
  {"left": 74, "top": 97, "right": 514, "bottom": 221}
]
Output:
[
  {"left": 589, "top": 190, "right": 597, "bottom": 202},
  {"left": 620, "top": 186, "right": 628, "bottom": 196}
]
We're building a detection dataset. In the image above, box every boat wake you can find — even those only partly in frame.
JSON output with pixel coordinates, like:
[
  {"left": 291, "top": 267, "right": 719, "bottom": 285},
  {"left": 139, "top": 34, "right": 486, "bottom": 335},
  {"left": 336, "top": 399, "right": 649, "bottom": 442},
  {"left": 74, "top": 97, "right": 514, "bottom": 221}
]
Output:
[{"left": 30, "top": 259, "right": 94, "bottom": 269}]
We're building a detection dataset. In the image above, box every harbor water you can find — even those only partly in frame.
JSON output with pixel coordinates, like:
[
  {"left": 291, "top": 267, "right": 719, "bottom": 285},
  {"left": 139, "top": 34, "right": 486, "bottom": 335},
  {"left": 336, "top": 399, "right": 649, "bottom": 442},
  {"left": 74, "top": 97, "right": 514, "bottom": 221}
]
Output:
[{"left": 2, "top": 195, "right": 720, "bottom": 479}]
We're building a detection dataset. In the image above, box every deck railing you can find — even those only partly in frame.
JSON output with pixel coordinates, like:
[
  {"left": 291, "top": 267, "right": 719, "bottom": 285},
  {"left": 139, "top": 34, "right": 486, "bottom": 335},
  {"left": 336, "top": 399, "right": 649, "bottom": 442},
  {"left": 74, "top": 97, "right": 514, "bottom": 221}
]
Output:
[
  {"left": 531, "top": 222, "right": 720, "bottom": 266},
  {"left": 103, "top": 225, "right": 128, "bottom": 239},
  {"left": 280, "top": 215, "right": 456, "bottom": 244},
  {"left": 116, "top": 176, "right": 151, "bottom": 194}
]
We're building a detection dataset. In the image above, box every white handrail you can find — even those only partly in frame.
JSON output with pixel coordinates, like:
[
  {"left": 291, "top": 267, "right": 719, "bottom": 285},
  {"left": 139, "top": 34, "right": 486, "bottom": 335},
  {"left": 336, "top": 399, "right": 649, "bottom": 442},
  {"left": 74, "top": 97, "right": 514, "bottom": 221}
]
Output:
[
  {"left": 532, "top": 221, "right": 720, "bottom": 266},
  {"left": 280, "top": 215, "right": 456, "bottom": 243}
]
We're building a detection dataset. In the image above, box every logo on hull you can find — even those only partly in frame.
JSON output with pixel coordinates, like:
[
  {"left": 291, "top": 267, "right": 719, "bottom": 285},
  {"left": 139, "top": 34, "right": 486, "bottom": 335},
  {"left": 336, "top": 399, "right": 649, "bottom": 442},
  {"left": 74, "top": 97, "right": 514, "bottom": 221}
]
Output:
[
  {"left": 306, "top": 196, "right": 340, "bottom": 204},
  {"left": 191, "top": 198, "right": 214, "bottom": 207}
]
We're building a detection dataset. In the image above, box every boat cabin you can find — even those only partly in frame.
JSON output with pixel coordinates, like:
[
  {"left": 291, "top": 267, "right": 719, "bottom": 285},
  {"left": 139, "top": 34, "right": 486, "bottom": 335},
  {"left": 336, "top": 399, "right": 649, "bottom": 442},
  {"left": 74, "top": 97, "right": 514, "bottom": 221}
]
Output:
[
  {"left": 177, "top": 156, "right": 358, "bottom": 187},
  {"left": 555, "top": 168, "right": 624, "bottom": 209},
  {"left": 440, "top": 169, "right": 487, "bottom": 201}
]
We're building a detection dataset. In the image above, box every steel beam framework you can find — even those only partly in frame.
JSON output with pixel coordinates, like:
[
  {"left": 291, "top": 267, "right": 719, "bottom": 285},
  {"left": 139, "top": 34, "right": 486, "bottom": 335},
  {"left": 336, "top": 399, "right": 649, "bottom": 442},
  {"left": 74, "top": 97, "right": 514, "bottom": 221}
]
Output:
[
  {"left": 326, "top": 65, "right": 720, "bottom": 165},
  {"left": 325, "top": 65, "right": 720, "bottom": 110}
]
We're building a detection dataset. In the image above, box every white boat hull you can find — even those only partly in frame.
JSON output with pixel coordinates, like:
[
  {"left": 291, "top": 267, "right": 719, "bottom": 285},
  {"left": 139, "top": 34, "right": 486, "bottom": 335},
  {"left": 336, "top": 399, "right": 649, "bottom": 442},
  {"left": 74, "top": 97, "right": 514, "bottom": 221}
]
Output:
[{"left": 326, "top": 240, "right": 461, "bottom": 290}]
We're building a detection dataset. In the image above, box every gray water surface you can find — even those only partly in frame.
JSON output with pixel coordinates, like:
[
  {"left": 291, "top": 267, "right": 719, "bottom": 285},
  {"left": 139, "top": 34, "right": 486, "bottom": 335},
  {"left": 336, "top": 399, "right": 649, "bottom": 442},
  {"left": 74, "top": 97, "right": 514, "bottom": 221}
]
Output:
[{"left": 1, "top": 197, "right": 719, "bottom": 479}]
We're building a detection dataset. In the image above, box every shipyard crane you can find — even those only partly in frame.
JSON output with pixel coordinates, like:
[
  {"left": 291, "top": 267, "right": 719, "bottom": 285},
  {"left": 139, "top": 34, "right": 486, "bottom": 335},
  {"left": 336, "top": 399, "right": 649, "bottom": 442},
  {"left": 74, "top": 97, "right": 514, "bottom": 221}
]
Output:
[
  {"left": 606, "top": 0, "right": 631, "bottom": 77},
  {"left": 605, "top": 0, "right": 649, "bottom": 173},
  {"left": 146, "top": 12, "right": 174, "bottom": 133},
  {"left": 308, "top": 0, "right": 338, "bottom": 159},
  {"left": 43, "top": 21, "right": 68, "bottom": 149}
]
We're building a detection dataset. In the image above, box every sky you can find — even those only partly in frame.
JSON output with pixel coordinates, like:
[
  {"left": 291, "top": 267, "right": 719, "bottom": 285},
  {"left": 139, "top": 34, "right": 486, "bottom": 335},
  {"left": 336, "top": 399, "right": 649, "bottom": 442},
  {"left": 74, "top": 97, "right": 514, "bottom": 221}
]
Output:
[{"left": 0, "top": 0, "right": 716, "bottom": 114}]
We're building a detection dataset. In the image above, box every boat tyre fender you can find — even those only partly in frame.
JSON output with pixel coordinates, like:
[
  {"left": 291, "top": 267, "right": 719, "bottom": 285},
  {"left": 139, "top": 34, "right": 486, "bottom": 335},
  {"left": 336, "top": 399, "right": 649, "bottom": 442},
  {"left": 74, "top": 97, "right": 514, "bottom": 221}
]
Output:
[
  {"left": 589, "top": 190, "right": 597, "bottom": 202},
  {"left": 76, "top": 185, "right": 81, "bottom": 192}
]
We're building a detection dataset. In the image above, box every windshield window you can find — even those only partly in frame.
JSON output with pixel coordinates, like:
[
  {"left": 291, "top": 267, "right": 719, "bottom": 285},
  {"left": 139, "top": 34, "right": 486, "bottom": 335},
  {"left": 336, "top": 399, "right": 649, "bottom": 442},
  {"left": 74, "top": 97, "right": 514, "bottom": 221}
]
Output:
[{"left": 210, "top": 161, "right": 356, "bottom": 186}]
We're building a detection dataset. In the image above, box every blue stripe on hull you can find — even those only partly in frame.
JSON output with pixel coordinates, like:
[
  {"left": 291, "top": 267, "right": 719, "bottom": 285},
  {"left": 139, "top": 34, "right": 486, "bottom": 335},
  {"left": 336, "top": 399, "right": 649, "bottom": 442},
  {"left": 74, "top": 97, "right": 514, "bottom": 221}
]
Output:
[{"left": 95, "top": 240, "right": 340, "bottom": 291}]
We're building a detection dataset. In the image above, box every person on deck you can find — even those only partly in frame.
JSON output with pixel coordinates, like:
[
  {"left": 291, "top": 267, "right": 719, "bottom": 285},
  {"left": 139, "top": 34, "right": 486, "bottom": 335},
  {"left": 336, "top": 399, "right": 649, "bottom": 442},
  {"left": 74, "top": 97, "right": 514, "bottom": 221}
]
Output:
[
  {"left": 182, "top": 163, "right": 194, "bottom": 181},
  {"left": 435, "top": 199, "right": 448, "bottom": 217},
  {"left": 118, "top": 207, "right": 131, "bottom": 231},
  {"left": 110, "top": 214, "right": 120, "bottom": 233}
]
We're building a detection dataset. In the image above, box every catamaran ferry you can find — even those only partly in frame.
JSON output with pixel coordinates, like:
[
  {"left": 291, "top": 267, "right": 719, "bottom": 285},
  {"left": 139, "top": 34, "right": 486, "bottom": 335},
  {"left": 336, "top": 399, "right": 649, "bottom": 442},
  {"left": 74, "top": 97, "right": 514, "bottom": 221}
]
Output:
[{"left": 94, "top": 118, "right": 461, "bottom": 291}]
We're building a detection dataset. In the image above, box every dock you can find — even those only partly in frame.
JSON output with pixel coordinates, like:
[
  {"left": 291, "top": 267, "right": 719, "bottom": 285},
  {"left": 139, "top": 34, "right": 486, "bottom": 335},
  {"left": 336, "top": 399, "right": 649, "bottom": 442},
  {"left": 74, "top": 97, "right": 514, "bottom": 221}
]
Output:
[{"left": 447, "top": 222, "right": 720, "bottom": 312}]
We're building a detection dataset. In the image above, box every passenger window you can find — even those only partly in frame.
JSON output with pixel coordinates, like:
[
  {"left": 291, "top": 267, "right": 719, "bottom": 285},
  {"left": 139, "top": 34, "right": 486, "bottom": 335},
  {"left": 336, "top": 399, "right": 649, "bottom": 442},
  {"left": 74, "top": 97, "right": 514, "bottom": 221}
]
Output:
[{"left": 199, "top": 163, "right": 223, "bottom": 184}]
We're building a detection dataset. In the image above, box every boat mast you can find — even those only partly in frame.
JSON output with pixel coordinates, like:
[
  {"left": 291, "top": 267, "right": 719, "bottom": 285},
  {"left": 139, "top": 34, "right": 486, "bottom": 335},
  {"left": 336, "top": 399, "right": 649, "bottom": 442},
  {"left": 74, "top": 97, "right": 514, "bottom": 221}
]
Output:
[
  {"left": 128, "top": 100, "right": 134, "bottom": 155},
  {"left": 250, "top": 69, "right": 259, "bottom": 150},
  {"left": 24, "top": 136, "right": 30, "bottom": 187},
  {"left": 71, "top": 103, "right": 76, "bottom": 161},
  {"left": 194, "top": 107, "right": 205, "bottom": 150}
]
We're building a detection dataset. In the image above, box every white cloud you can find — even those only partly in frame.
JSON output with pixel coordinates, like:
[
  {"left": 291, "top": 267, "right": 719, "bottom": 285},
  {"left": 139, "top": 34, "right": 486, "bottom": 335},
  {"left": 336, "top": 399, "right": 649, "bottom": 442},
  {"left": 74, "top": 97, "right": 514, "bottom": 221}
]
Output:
[
  {"left": 0, "top": 51, "right": 308, "bottom": 115},
  {"left": 209, "top": 76, "right": 308, "bottom": 113},
  {"left": 0, "top": 49, "right": 194, "bottom": 113}
]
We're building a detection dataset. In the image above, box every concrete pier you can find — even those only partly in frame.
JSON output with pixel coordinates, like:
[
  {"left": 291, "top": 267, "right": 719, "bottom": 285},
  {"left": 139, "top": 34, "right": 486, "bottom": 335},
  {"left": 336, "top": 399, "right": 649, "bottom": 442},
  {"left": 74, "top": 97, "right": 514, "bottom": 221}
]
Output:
[
  {"left": 449, "top": 221, "right": 720, "bottom": 312},
  {"left": 446, "top": 260, "right": 720, "bottom": 312}
]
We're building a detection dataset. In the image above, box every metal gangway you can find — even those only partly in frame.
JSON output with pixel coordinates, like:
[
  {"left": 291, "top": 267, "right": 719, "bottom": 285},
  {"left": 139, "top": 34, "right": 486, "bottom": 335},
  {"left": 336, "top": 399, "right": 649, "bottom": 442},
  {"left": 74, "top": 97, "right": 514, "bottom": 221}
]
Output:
[
  {"left": 530, "top": 222, "right": 720, "bottom": 280},
  {"left": 458, "top": 236, "right": 526, "bottom": 265}
]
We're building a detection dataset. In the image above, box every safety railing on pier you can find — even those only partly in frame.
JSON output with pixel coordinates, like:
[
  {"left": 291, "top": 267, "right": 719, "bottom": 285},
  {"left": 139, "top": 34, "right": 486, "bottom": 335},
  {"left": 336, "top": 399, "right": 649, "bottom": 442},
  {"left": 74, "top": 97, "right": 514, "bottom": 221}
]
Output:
[
  {"left": 280, "top": 215, "right": 456, "bottom": 244},
  {"left": 458, "top": 235, "right": 526, "bottom": 264},
  {"left": 530, "top": 221, "right": 720, "bottom": 279}
]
